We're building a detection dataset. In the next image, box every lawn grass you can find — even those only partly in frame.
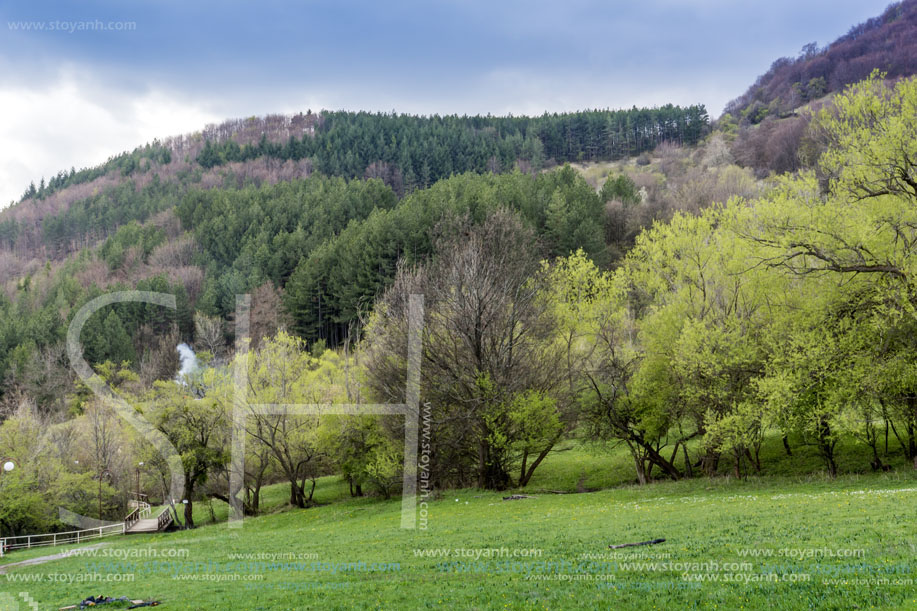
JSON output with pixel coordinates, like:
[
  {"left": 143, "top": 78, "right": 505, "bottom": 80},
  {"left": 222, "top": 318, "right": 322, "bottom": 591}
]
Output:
[{"left": 3, "top": 438, "right": 917, "bottom": 610}]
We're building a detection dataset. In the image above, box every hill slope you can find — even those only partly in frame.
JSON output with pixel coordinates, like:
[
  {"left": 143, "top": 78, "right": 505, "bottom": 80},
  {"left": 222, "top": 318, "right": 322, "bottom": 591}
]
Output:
[{"left": 725, "top": 0, "right": 917, "bottom": 123}]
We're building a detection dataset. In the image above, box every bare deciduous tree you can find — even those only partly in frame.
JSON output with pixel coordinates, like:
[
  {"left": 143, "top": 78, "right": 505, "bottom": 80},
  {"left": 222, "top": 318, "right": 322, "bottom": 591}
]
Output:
[
  {"left": 365, "top": 210, "right": 566, "bottom": 490},
  {"left": 194, "top": 312, "right": 226, "bottom": 358}
]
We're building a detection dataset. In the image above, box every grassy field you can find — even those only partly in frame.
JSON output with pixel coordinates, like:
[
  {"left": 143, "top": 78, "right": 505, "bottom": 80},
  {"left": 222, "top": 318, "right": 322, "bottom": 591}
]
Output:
[{"left": 3, "top": 437, "right": 917, "bottom": 610}]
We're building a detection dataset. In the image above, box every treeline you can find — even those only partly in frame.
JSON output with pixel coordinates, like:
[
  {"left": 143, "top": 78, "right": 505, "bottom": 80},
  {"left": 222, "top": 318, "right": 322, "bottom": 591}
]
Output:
[
  {"left": 2, "top": 105, "right": 706, "bottom": 270},
  {"left": 725, "top": 0, "right": 917, "bottom": 122},
  {"left": 17, "top": 143, "right": 172, "bottom": 205},
  {"left": 196, "top": 106, "right": 709, "bottom": 193}
]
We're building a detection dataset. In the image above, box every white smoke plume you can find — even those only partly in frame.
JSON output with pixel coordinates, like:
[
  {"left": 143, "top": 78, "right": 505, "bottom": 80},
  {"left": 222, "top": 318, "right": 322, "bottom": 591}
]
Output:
[{"left": 175, "top": 342, "right": 199, "bottom": 384}]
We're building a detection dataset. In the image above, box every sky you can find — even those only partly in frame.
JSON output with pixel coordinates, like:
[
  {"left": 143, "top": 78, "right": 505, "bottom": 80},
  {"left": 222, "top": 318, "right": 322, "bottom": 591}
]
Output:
[{"left": 0, "top": 0, "right": 894, "bottom": 206}]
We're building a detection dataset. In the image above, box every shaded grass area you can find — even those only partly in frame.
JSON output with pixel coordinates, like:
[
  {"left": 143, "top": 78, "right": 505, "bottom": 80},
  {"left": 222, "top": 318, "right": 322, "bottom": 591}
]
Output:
[
  {"left": 179, "top": 427, "right": 910, "bottom": 529},
  {"left": 184, "top": 475, "right": 352, "bottom": 527},
  {"left": 525, "top": 427, "right": 915, "bottom": 494}
]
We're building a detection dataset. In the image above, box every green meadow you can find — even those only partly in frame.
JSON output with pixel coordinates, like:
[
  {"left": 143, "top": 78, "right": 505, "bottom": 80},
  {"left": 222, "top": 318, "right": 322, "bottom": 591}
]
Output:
[{"left": 3, "top": 438, "right": 917, "bottom": 610}]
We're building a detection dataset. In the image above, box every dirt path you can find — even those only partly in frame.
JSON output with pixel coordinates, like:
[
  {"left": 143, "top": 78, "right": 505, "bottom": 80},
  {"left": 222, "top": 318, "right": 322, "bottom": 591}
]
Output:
[{"left": 0, "top": 542, "right": 108, "bottom": 574}]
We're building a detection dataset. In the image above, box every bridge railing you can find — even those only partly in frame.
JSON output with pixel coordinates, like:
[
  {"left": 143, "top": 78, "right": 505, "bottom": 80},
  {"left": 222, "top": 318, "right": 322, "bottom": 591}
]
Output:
[
  {"left": 0, "top": 523, "right": 125, "bottom": 557},
  {"left": 1, "top": 503, "right": 175, "bottom": 556},
  {"left": 124, "top": 507, "right": 141, "bottom": 531},
  {"left": 156, "top": 508, "right": 173, "bottom": 531}
]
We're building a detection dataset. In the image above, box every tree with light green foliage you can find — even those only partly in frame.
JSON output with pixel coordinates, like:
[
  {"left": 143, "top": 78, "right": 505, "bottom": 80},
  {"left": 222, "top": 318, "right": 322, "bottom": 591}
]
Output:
[
  {"left": 0, "top": 403, "right": 97, "bottom": 537},
  {"left": 622, "top": 203, "right": 784, "bottom": 478},
  {"left": 540, "top": 249, "right": 677, "bottom": 483},
  {"left": 735, "top": 74, "right": 917, "bottom": 472},
  {"left": 310, "top": 349, "right": 403, "bottom": 499},
  {"left": 139, "top": 368, "right": 229, "bottom": 528}
]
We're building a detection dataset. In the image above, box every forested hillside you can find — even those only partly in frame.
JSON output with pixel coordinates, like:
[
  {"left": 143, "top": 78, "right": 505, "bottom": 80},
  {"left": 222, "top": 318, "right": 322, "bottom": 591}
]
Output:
[
  {"left": 3, "top": 75, "right": 915, "bottom": 535},
  {"left": 0, "top": 106, "right": 706, "bottom": 272},
  {"left": 2, "top": 0, "right": 917, "bottom": 541},
  {"left": 725, "top": 0, "right": 917, "bottom": 122},
  {"left": 716, "top": 0, "right": 917, "bottom": 180},
  {"left": 0, "top": 100, "right": 720, "bottom": 416},
  {"left": 197, "top": 106, "right": 709, "bottom": 190}
]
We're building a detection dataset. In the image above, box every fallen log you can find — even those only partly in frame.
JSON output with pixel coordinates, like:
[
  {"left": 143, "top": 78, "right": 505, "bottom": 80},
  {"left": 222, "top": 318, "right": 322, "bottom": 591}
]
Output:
[{"left": 608, "top": 538, "right": 666, "bottom": 549}]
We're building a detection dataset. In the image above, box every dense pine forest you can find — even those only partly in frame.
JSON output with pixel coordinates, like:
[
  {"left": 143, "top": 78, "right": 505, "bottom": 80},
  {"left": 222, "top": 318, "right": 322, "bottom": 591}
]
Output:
[{"left": 197, "top": 106, "right": 709, "bottom": 186}]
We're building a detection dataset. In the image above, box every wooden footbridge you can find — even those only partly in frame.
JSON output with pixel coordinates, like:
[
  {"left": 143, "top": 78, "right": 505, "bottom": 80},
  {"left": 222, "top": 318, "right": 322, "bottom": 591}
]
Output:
[{"left": 124, "top": 497, "right": 173, "bottom": 534}]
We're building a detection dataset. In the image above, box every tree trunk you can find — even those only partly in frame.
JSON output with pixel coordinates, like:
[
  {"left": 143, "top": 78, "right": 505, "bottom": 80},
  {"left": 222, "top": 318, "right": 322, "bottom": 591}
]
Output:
[
  {"left": 289, "top": 481, "right": 305, "bottom": 508},
  {"left": 518, "top": 446, "right": 551, "bottom": 487},
  {"left": 634, "top": 457, "right": 647, "bottom": 485},
  {"left": 478, "top": 441, "right": 510, "bottom": 490},
  {"left": 210, "top": 493, "right": 257, "bottom": 516},
  {"left": 519, "top": 436, "right": 561, "bottom": 488},
  {"left": 744, "top": 447, "right": 761, "bottom": 473},
  {"left": 183, "top": 475, "right": 195, "bottom": 529},
  {"left": 300, "top": 476, "right": 316, "bottom": 505},
  {"left": 640, "top": 442, "right": 681, "bottom": 479},
  {"left": 252, "top": 481, "right": 262, "bottom": 513},
  {"left": 184, "top": 498, "right": 194, "bottom": 529},
  {"left": 816, "top": 418, "right": 837, "bottom": 477},
  {"left": 628, "top": 443, "right": 647, "bottom": 485},
  {"left": 700, "top": 449, "right": 720, "bottom": 476},
  {"left": 884, "top": 419, "right": 889, "bottom": 455}
]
